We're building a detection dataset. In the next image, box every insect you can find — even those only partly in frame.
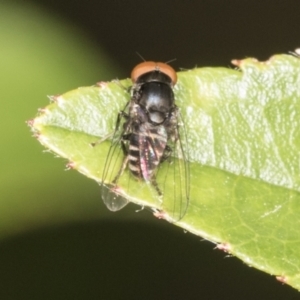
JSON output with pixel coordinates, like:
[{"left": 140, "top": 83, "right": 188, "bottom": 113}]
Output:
[{"left": 101, "top": 61, "right": 189, "bottom": 221}]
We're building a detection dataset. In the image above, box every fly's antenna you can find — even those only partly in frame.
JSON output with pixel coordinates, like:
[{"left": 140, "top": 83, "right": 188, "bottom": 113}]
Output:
[
  {"left": 165, "top": 58, "right": 177, "bottom": 65},
  {"left": 135, "top": 53, "right": 177, "bottom": 65},
  {"left": 135, "top": 52, "right": 146, "bottom": 62}
]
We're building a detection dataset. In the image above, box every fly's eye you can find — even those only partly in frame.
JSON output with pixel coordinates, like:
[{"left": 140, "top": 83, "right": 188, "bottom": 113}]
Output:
[{"left": 131, "top": 61, "right": 177, "bottom": 85}]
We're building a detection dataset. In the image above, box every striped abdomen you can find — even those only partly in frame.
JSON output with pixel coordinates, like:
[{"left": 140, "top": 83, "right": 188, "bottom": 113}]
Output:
[{"left": 128, "top": 124, "right": 168, "bottom": 182}]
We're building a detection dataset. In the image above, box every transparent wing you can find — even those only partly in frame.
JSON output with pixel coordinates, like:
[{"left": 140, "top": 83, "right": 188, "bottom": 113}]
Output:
[
  {"left": 100, "top": 103, "right": 130, "bottom": 211},
  {"left": 156, "top": 108, "right": 190, "bottom": 222}
]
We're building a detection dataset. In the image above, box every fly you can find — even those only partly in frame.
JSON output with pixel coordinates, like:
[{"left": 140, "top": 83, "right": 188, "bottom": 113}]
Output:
[{"left": 101, "top": 61, "right": 189, "bottom": 221}]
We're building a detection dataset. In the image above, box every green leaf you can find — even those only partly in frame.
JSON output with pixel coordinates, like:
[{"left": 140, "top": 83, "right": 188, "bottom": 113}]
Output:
[{"left": 31, "top": 54, "right": 300, "bottom": 291}]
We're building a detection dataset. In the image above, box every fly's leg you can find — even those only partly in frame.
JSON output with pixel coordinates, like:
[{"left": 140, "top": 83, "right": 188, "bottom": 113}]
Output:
[
  {"left": 112, "top": 155, "right": 129, "bottom": 184},
  {"left": 116, "top": 110, "right": 129, "bottom": 130},
  {"left": 120, "top": 133, "right": 131, "bottom": 155},
  {"left": 90, "top": 132, "right": 114, "bottom": 147},
  {"left": 150, "top": 175, "right": 163, "bottom": 197},
  {"left": 160, "top": 145, "right": 172, "bottom": 163},
  {"left": 149, "top": 145, "right": 171, "bottom": 199}
]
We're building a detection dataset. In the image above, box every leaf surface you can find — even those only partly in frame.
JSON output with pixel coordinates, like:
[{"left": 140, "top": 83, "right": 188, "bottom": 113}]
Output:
[{"left": 32, "top": 54, "right": 300, "bottom": 290}]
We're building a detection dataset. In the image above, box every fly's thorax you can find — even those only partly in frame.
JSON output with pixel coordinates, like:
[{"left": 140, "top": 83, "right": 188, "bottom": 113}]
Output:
[{"left": 131, "top": 80, "right": 175, "bottom": 125}]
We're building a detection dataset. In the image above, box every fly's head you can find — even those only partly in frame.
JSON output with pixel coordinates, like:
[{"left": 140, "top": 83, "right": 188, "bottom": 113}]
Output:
[
  {"left": 130, "top": 61, "right": 178, "bottom": 126},
  {"left": 131, "top": 61, "right": 177, "bottom": 86}
]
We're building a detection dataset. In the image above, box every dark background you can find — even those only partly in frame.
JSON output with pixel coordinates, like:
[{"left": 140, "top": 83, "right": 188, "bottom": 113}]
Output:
[
  {"left": 32, "top": 0, "right": 300, "bottom": 76},
  {"left": 1, "top": 0, "right": 300, "bottom": 299}
]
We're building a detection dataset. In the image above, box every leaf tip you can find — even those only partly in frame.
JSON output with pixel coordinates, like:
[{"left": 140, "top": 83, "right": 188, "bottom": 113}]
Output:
[{"left": 26, "top": 118, "right": 41, "bottom": 139}]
